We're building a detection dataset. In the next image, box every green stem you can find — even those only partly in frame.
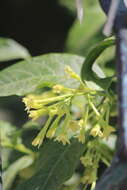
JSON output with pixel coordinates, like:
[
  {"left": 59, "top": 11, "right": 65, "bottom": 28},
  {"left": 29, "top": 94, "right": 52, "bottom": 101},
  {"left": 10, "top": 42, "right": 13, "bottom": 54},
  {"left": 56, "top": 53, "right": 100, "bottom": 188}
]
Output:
[
  {"left": 2, "top": 142, "right": 34, "bottom": 156},
  {"left": 91, "top": 181, "right": 96, "bottom": 190},
  {"left": 88, "top": 100, "right": 100, "bottom": 117}
]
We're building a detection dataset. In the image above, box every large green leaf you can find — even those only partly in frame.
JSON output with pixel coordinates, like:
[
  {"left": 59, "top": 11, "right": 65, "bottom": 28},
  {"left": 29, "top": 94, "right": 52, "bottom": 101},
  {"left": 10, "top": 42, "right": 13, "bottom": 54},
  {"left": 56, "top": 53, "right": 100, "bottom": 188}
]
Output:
[
  {"left": 3, "top": 155, "right": 34, "bottom": 190},
  {"left": 0, "top": 38, "right": 30, "bottom": 61},
  {"left": 0, "top": 53, "right": 84, "bottom": 97},
  {"left": 15, "top": 140, "right": 85, "bottom": 190},
  {"left": 65, "top": 2, "right": 105, "bottom": 56},
  {"left": 81, "top": 37, "right": 115, "bottom": 90}
]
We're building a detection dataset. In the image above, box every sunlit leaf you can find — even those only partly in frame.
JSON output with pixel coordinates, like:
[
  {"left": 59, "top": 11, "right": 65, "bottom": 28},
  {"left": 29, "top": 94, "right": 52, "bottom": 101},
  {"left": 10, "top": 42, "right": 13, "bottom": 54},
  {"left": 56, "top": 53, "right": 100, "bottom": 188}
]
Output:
[{"left": 0, "top": 54, "right": 84, "bottom": 96}]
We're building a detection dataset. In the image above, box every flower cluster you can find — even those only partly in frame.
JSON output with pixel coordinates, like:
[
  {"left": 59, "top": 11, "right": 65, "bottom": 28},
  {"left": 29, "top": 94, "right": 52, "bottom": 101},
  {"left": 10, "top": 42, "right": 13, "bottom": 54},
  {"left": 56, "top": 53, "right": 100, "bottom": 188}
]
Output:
[
  {"left": 80, "top": 139, "right": 113, "bottom": 190},
  {"left": 23, "top": 65, "right": 115, "bottom": 188},
  {"left": 23, "top": 66, "right": 115, "bottom": 148}
]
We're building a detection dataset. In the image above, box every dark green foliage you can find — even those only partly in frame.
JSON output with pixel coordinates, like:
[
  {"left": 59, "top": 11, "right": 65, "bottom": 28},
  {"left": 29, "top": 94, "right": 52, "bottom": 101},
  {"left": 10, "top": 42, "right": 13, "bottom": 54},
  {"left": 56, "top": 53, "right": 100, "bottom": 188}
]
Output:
[{"left": 15, "top": 140, "right": 85, "bottom": 190}]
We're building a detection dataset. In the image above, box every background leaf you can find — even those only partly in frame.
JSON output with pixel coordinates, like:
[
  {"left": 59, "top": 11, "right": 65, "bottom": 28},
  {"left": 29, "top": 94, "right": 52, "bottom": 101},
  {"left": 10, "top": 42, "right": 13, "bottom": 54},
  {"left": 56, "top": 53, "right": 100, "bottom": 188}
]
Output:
[
  {"left": 3, "top": 155, "right": 34, "bottom": 190},
  {"left": 15, "top": 140, "right": 85, "bottom": 190},
  {"left": 0, "top": 53, "right": 84, "bottom": 97},
  {"left": 0, "top": 120, "right": 17, "bottom": 146},
  {"left": 65, "top": 1, "right": 106, "bottom": 56},
  {"left": 0, "top": 120, "right": 34, "bottom": 155},
  {"left": 0, "top": 38, "right": 30, "bottom": 62}
]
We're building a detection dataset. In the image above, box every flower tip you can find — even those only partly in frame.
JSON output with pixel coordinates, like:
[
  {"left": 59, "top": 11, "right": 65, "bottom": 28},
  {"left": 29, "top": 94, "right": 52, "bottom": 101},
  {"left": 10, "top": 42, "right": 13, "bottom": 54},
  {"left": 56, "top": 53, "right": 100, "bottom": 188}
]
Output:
[
  {"left": 32, "top": 138, "right": 40, "bottom": 147},
  {"left": 55, "top": 134, "right": 70, "bottom": 145},
  {"left": 64, "top": 65, "right": 80, "bottom": 81},
  {"left": 53, "top": 84, "right": 64, "bottom": 94},
  {"left": 90, "top": 125, "right": 103, "bottom": 138},
  {"left": 32, "top": 137, "right": 43, "bottom": 148}
]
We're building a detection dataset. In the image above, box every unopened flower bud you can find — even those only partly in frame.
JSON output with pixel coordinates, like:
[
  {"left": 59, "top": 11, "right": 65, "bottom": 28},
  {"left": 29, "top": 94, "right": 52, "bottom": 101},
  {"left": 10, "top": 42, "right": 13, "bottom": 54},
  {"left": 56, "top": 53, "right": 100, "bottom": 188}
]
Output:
[
  {"left": 29, "top": 108, "right": 48, "bottom": 120},
  {"left": 64, "top": 65, "right": 80, "bottom": 81},
  {"left": 53, "top": 85, "right": 64, "bottom": 94}
]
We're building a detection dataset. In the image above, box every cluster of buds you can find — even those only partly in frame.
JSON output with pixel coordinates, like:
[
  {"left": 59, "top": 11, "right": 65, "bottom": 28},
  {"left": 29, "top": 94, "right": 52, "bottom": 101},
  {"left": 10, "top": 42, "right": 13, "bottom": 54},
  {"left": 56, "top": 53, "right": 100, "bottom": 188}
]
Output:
[
  {"left": 80, "top": 138, "right": 113, "bottom": 190},
  {"left": 23, "top": 90, "right": 74, "bottom": 147},
  {"left": 80, "top": 142, "right": 99, "bottom": 189},
  {"left": 22, "top": 66, "right": 89, "bottom": 147}
]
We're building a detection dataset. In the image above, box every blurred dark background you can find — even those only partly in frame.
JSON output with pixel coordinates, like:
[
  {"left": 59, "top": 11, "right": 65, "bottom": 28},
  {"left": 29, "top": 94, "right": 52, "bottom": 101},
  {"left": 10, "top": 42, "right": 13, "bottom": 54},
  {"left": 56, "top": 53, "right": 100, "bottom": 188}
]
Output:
[
  {"left": 0, "top": 0, "right": 75, "bottom": 57},
  {"left": 0, "top": 0, "right": 75, "bottom": 127}
]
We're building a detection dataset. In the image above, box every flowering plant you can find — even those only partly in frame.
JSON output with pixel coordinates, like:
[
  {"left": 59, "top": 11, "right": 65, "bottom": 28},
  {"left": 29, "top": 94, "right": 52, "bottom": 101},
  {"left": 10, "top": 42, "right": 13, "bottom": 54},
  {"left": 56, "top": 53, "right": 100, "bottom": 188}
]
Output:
[{"left": 0, "top": 1, "right": 117, "bottom": 190}]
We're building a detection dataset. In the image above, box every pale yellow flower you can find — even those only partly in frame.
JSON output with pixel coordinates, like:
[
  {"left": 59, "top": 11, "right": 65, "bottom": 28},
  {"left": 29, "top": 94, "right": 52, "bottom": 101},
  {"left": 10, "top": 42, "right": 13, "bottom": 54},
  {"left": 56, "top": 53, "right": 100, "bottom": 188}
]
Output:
[
  {"left": 64, "top": 65, "right": 80, "bottom": 81},
  {"left": 77, "top": 130, "right": 85, "bottom": 143},
  {"left": 23, "top": 95, "right": 42, "bottom": 110},
  {"left": 81, "top": 168, "right": 97, "bottom": 184},
  {"left": 53, "top": 84, "right": 64, "bottom": 94},
  {"left": 68, "top": 120, "right": 79, "bottom": 132},
  {"left": 32, "top": 116, "right": 52, "bottom": 147},
  {"left": 78, "top": 119, "right": 84, "bottom": 127},
  {"left": 29, "top": 108, "right": 48, "bottom": 120},
  {"left": 76, "top": 119, "right": 86, "bottom": 143},
  {"left": 46, "top": 128, "right": 56, "bottom": 139},
  {"left": 90, "top": 125, "right": 103, "bottom": 138},
  {"left": 103, "top": 125, "right": 115, "bottom": 138},
  {"left": 55, "top": 133, "right": 70, "bottom": 145}
]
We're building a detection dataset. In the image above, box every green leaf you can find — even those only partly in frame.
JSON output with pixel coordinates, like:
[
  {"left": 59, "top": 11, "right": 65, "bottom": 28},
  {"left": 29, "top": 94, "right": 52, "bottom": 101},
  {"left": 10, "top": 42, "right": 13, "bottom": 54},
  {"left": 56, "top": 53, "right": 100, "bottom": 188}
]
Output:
[
  {"left": 0, "top": 120, "right": 34, "bottom": 155},
  {"left": 3, "top": 155, "right": 34, "bottom": 190},
  {"left": 65, "top": 3, "right": 105, "bottom": 56},
  {"left": 15, "top": 140, "right": 85, "bottom": 190},
  {"left": 0, "top": 53, "right": 84, "bottom": 97},
  {"left": 81, "top": 37, "right": 115, "bottom": 90},
  {"left": 0, "top": 38, "right": 30, "bottom": 62},
  {"left": 0, "top": 120, "right": 17, "bottom": 145}
]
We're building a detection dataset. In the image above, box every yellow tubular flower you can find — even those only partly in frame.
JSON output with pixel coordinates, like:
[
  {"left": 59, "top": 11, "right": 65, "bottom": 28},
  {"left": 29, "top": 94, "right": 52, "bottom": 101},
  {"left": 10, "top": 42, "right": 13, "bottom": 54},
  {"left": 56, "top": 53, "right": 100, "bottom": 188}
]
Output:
[
  {"left": 53, "top": 84, "right": 76, "bottom": 94},
  {"left": 46, "top": 127, "right": 56, "bottom": 139},
  {"left": 77, "top": 119, "right": 86, "bottom": 143},
  {"left": 49, "top": 107, "right": 58, "bottom": 116},
  {"left": 77, "top": 129, "right": 85, "bottom": 143},
  {"left": 102, "top": 125, "right": 115, "bottom": 138},
  {"left": 64, "top": 65, "right": 81, "bottom": 81},
  {"left": 29, "top": 108, "right": 48, "bottom": 120},
  {"left": 32, "top": 116, "right": 52, "bottom": 147},
  {"left": 80, "top": 156, "right": 93, "bottom": 167},
  {"left": 55, "top": 133, "right": 70, "bottom": 145},
  {"left": 30, "top": 94, "right": 73, "bottom": 106},
  {"left": 78, "top": 119, "right": 84, "bottom": 127},
  {"left": 81, "top": 168, "right": 97, "bottom": 185},
  {"left": 23, "top": 92, "right": 58, "bottom": 111},
  {"left": 46, "top": 115, "right": 61, "bottom": 138},
  {"left": 52, "top": 85, "right": 64, "bottom": 94},
  {"left": 68, "top": 120, "right": 79, "bottom": 132},
  {"left": 23, "top": 95, "right": 42, "bottom": 110},
  {"left": 90, "top": 125, "right": 103, "bottom": 138}
]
